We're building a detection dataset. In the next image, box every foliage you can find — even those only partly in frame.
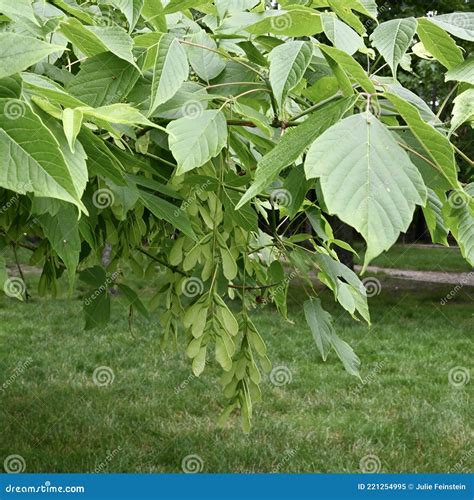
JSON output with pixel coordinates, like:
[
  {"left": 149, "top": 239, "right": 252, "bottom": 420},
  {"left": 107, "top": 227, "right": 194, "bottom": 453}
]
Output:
[{"left": 0, "top": 0, "right": 473, "bottom": 431}]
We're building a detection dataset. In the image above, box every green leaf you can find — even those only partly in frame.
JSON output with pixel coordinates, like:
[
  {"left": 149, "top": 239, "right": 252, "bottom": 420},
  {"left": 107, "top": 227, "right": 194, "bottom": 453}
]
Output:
[
  {"left": 60, "top": 19, "right": 138, "bottom": 69},
  {"left": 236, "top": 97, "right": 356, "bottom": 209},
  {"left": 148, "top": 33, "right": 189, "bottom": 115},
  {"left": 268, "top": 40, "right": 313, "bottom": 109},
  {"left": 422, "top": 189, "right": 448, "bottom": 246},
  {"left": 0, "top": 99, "right": 86, "bottom": 212},
  {"left": 117, "top": 283, "right": 149, "bottom": 318},
  {"left": 430, "top": 12, "right": 474, "bottom": 42},
  {"left": 0, "top": 74, "right": 22, "bottom": 98},
  {"left": 370, "top": 17, "right": 417, "bottom": 76},
  {"left": 50, "top": 0, "right": 95, "bottom": 24},
  {"left": 78, "top": 128, "right": 126, "bottom": 186},
  {"left": 304, "top": 298, "right": 360, "bottom": 376},
  {"left": 385, "top": 92, "right": 459, "bottom": 189},
  {"left": 62, "top": 108, "right": 83, "bottom": 153},
  {"left": 187, "top": 29, "right": 226, "bottom": 82},
  {"left": 328, "top": 0, "right": 366, "bottom": 35},
  {"left": 449, "top": 89, "right": 474, "bottom": 136},
  {"left": 139, "top": 190, "right": 196, "bottom": 240},
  {"left": 163, "top": 0, "right": 208, "bottom": 14},
  {"left": 416, "top": 18, "right": 463, "bottom": 70},
  {"left": 322, "top": 13, "right": 364, "bottom": 55},
  {"left": 66, "top": 53, "right": 140, "bottom": 107},
  {"left": 0, "top": 33, "right": 63, "bottom": 79},
  {"left": 84, "top": 290, "right": 111, "bottom": 330},
  {"left": 319, "top": 43, "right": 376, "bottom": 93},
  {"left": 305, "top": 112, "right": 426, "bottom": 268},
  {"left": 445, "top": 57, "right": 474, "bottom": 85},
  {"left": 167, "top": 110, "right": 227, "bottom": 175},
  {"left": 22, "top": 73, "right": 86, "bottom": 109},
  {"left": 39, "top": 203, "right": 81, "bottom": 291},
  {"left": 0, "top": 0, "right": 39, "bottom": 25},
  {"left": 110, "top": 0, "right": 144, "bottom": 32},
  {"left": 302, "top": 76, "right": 339, "bottom": 104},
  {"left": 445, "top": 184, "right": 474, "bottom": 266},
  {"left": 219, "top": 8, "right": 323, "bottom": 37},
  {"left": 80, "top": 103, "right": 159, "bottom": 128}
]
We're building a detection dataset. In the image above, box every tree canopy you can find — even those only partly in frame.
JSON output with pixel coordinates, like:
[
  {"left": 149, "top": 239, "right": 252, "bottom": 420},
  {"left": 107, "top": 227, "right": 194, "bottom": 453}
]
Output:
[{"left": 0, "top": 0, "right": 473, "bottom": 431}]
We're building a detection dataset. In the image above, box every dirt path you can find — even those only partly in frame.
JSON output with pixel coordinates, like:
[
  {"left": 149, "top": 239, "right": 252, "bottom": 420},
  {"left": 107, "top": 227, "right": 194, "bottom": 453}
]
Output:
[{"left": 356, "top": 265, "right": 474, "bottom": 287}]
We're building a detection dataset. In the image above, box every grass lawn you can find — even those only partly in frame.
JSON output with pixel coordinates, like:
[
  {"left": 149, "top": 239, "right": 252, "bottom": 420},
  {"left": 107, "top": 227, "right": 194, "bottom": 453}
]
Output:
[
  {"left": 0, "top": 257, "right": 472, "bottom": 473},
  {"left": 355, "top": 244, "right": 472, "bottom": 273}
]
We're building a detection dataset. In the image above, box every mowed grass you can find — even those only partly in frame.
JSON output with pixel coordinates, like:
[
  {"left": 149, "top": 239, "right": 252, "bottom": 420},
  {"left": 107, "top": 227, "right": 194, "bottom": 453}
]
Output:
[
  {"left": 355, "top": 243, "right": 472, "bottom": 273},
  {"left": 0, "top": 261, "right": 472, "bottom": 473}
]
